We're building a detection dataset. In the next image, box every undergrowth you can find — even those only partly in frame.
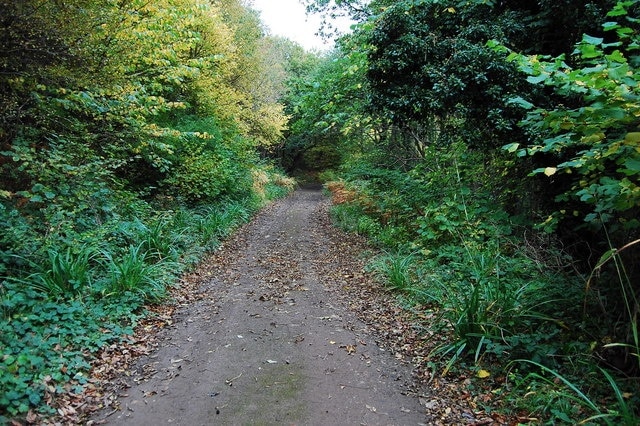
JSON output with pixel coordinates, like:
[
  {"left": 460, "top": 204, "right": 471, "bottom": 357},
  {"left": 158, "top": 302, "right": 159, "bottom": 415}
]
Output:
[
  {"left": 326, "top": 144, "right": 639, "bottom": 424},
  {"left": 0, "top": 167, "right": 294, "bottom": 422}
]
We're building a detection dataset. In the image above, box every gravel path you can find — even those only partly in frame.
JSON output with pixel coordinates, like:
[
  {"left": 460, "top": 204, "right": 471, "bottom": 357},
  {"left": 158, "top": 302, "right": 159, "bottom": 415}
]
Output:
[{"left": 96, "top": 187, "right": 428, "bottom": 425}]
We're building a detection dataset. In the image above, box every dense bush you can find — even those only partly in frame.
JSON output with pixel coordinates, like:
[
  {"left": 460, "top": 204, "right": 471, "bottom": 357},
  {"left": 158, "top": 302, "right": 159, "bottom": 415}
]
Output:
[
  {"left": 296, "top": 0, "right": 640, "bottom": 421},
  {"left": 0, "top": 0, "right": 300, "bottom": 421}
]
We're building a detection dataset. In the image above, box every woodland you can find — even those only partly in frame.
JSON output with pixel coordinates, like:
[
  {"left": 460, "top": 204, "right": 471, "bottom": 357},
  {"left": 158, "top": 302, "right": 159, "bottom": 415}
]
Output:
[{"left": 1, "top": 0, "right": 639, "bottom": 424}]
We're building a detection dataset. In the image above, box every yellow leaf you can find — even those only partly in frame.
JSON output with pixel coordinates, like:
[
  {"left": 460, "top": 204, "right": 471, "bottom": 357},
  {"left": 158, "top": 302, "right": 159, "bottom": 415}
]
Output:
[
  {"left": 624, "top": 132, "right": 640, "bottom": 144},
  {"left": 582, "top": 133, "right": 604, "bottom": 143},
  {"left": 446, "top": 7, "right": 456, "bottom": 13},
  {"left": 477, "top": 369, "right": 491, "bottom": 379},
  {"left": 544, "top": 167, "right": 557, "bottom": 176}
]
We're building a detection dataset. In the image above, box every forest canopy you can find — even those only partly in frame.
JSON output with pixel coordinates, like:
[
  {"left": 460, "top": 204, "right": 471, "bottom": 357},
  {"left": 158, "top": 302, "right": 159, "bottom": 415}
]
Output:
[
  {"left": 0, "top": 0, "right": 304, "bottom": 420},
  {"left": 288, "top": 0, "right": 640, "bottom": 422},
  {"left": 2, "top": 0, "right": 640, "bottom": 423}
]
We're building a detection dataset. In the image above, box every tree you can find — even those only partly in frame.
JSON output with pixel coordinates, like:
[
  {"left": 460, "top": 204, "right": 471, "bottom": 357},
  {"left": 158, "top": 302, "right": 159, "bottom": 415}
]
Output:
[
  {"left": 502, "top": 0, "right": 640, "bottom": 234},
  {"left": 363, "top": 1, "right": 532, "bottom": 150}
]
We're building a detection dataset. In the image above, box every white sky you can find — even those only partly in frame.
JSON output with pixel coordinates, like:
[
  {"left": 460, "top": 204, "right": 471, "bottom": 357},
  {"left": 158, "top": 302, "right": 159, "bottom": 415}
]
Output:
[{"left": 249, "top": 0, "right": 351, "bottom": 51}]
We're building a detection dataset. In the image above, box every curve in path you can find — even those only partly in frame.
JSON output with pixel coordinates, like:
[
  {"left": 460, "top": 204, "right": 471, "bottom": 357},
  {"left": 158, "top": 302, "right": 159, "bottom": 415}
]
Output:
[{"left": 99, "top": 188, "right": 426, "bottom": 425}]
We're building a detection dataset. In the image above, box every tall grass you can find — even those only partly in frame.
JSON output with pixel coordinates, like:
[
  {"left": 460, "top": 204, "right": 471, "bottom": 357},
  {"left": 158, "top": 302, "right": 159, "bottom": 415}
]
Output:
[
  {"left": 100, "top": 244, "right": 173, "bottom": 303},
  {"left": 369, "top": 252, "right": 416, "bottom": 292},
  {"left": 587, "top": 235, "right": 640, "bottom": 373},
  {"left": 512, "top": 359, "right": 639, "bottom": 425},
  {"left": 9, "top": 246, "right": 98, "bottom": 298},
  {"left": 140, "top": 216, "right": 179, "bottom": 262}
]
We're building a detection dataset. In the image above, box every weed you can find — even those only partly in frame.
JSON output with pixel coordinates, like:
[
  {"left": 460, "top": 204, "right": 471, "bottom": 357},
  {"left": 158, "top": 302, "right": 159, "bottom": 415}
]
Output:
[
  {"left": 369, "top": 252, "right": 416, "bottom": 292},
  {"left": 330, "top": 203, "right": 363, "bottom": 233},
  {"left": 195, "top": 206, "right": 227, "bottom": 248},
  {"left": 587, "top": 235, "right": 640, "bottom": 374},
  {"left": 511, "top": 359, "right": 639, "bottom": 425},
  {"left": 100, "top": 244, "right": 172, "bottom": 303},
  {"left": 140, "top": 216, "right": 180, "bottom": 262},
  {"left": 8, "top": 246, "right": 98, "bottom": 298}
]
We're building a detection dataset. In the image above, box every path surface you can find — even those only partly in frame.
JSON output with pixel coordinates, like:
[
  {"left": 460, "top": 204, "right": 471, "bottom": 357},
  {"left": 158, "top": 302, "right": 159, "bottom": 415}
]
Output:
[{"left": 98, "top": 188, "right": 427, "bottom": 425}]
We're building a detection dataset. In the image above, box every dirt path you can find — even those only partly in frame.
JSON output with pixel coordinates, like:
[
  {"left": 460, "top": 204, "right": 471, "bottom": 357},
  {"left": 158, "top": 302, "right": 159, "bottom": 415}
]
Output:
[{"left": 95, "top": 187, "right": 429, "bottom": 425}]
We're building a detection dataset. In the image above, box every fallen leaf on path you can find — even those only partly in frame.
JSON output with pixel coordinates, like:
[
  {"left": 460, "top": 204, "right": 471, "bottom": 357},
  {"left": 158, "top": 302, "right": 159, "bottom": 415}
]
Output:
[
  {"left": 341, "top": 344, "right": 357, "bottom": 354},
  {"left": 476, "top": 370, "right": 491, "bottom": 379}
]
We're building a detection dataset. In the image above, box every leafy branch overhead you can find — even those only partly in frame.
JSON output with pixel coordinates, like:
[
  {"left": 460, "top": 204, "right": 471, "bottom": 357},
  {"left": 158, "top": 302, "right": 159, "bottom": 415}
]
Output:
[
  {"left": 294, "top": 0, "right": 639, "bottom": 423},
  {"left": 0, "top": 0, "right": 299, "bottom": 421},
  {"left": 498, "top": 0, "right": 640, "bottom": 230}
]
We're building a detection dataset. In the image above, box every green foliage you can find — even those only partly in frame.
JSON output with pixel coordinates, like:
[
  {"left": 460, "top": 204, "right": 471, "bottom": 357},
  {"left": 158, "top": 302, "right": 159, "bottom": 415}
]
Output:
[
  {"left": 10, "top": 246, "right": 97, "bottom": 298},
  {"left": 0, "top": 292, "right": 142, "bottom": 421},
  {"left": 166, "top": 148, "right": 238, "bottom": 202},
  {"left": 297, "top": 0, "right": 639, "bottom": 423},
  {"left": 510, "top": 360, "right": 640, "bottom": 425},
  {"left": 193, "top": 200, "right": 252, "bottom": 248},
  {"left": 330, "top": 202, "right": 366, "bottom": 233},
  {"left": 0, "top": 0, "right": 299, "bottom": 420},
  {"left": 493, "top": 6, "right": 640, "bottom": 408},
  {"left": 330, "top": 142, "right": 573, "bottom": 368},
  {"left": 502, "top": 2, "right": 640, "bottom": 232},
  {"left": 139, "top": 217, "right": 180, "bottom": 262},
  {"left": 0, "top": 188, "right": 276, "bottom": 419},
  {"left": 281, "top": 44, "right": 374, "bottom": 172},
  {"left": 589, "top": 237, "right": 640, "bottom": 373},
  {"left": 368, "top": 252, "right": 416, "bottom": 292},
  {"left": 99, "top": 244, "right": 171, "bottom": 303},
  {"left": 327, "top": 151, "right": 620, "bottom": 420},
  {"left": 419, "top": 241, "right": 569, "bottom": 370},
  {"left": 0, "top": 203, "right": 39, "bottom": 275},
  {"left": 364, "top": 0, "right": 528, "bottom": 149}
]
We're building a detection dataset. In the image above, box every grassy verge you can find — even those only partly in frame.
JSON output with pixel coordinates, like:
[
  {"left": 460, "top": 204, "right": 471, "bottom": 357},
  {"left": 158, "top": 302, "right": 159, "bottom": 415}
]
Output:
[
  {"left": 0, "top": 169, "right": 295, "bottom": 423},
  {"left": 325, "top": 162, "right": 639, "bottom": 424}
]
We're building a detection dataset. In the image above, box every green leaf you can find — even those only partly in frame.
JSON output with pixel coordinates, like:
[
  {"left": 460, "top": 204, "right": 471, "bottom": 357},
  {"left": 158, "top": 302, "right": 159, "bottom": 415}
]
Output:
[
  {"left": 526, "top": 74, "right": 548, "bottom": 84},
  {"left": 502, "top": 143, "right": 520, "bottom": 153},
  {"left": 582, "top": 34, "right": 604, "bottom": 45},
  {"left": 623, "top": 158, "right": 640, "bottom": 173},
  {"left": 624, "top": 132, "right": 640, "bottom": 143},
  {"left": 602, "top": 21, "right": 621, "bottom": 31},
  {"left": 607, "top": 2, "right": 633, "bottom": 17},
  {"left": 608, "top": 63, "right": 630, "bottom": 80},
  {"left": 28, "top": 392, "right": 41, "bottom": 405},
  {"left": 606, "top": 50, "right": 627, "bottom": 63},
  {"left": 578, "top": 43, "right": 603, "bottom": 59},
  {"left": 508, "top": 96, "right": 534, "bottom": 109},
  {"left": 595, "top": 248, "right": 617, "bottom": 268}
]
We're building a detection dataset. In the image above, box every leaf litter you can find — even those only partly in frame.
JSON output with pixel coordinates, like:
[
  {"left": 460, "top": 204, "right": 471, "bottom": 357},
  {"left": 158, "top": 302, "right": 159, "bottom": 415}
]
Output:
[{"left": 27, "top": 189, "right": 514, "bottom": 425}]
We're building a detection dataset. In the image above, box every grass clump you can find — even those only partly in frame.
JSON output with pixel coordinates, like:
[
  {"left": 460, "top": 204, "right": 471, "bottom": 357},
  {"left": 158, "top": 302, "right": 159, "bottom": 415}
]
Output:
[
  {"left": 327, "top": 145, "right": 639, "bottom": 423},
  {"left": 0, "top": 167, "right": 295, "bottom": 423}
]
